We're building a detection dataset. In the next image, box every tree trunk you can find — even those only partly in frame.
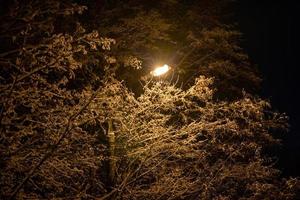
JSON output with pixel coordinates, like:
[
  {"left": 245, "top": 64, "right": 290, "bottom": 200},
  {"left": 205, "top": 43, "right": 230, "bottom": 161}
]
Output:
[{"left": 108, "top": 118, "right": 116, "bottom": 188}]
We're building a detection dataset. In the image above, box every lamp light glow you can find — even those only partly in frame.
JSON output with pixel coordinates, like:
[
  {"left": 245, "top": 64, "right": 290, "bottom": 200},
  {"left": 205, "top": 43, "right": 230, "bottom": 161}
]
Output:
[{"left": 151, "top": 64, "right": 170, "bottom": 76}]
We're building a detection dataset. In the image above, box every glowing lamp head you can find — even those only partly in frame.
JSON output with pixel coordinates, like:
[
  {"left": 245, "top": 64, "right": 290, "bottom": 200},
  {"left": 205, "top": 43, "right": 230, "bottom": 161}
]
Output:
[{"left": 151, "top": 64, "right": 170, "bottom": 76}]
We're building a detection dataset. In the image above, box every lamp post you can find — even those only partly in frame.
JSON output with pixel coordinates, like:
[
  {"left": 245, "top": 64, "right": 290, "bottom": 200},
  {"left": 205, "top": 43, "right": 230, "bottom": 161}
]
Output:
[
  {"left": 107, "top": 64, "right": 170, "bottom": 188},
  {"left": 107, "top": 118, "right": 116, "bottom": 188}
]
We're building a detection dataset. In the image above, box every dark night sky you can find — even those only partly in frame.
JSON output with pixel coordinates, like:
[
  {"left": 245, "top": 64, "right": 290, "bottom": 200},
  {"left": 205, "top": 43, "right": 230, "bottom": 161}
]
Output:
[{"left": 236, "top": 1, "right": 300, "bottom": 176}]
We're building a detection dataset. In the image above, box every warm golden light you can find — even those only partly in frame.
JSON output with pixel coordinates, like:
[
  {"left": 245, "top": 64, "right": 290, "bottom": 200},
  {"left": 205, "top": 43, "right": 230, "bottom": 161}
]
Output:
[{"left": 151, "top": 64, "right": 170, "bottom": 76}]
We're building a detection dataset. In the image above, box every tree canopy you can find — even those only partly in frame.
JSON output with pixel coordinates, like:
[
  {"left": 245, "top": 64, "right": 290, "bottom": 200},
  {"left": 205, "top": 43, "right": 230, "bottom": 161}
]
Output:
[
  {"left": 0, "top": 0, "right": 299, "bottom": 199},
  {"left": 83, "top": 0, "right": 261, "bottom": 99}
]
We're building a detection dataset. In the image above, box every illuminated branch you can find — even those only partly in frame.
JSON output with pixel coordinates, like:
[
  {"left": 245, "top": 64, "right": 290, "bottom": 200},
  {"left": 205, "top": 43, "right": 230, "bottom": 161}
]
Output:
[{"left": 9, "top": 88, "right": 100, "bottom": 200}]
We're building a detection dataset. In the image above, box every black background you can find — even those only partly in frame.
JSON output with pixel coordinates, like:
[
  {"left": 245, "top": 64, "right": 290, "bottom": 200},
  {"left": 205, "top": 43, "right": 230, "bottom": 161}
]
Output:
[{"left": 236, "top": 1, "right": 300, "bottom": 176}]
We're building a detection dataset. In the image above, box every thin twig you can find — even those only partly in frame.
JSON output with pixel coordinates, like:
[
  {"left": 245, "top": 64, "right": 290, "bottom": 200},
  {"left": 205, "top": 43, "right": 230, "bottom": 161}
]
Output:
[{"left": 0, "top": 76, "right": 17, "bottom": 135}]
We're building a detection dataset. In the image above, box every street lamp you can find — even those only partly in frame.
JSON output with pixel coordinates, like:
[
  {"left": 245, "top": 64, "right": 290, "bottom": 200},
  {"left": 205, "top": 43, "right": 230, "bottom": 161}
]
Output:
[
  {"left": 151, "top": 64, "right": 170, "bottom": 76},
  {"left": 108, "top": 64, "right": 170, "bottom": 187}
]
